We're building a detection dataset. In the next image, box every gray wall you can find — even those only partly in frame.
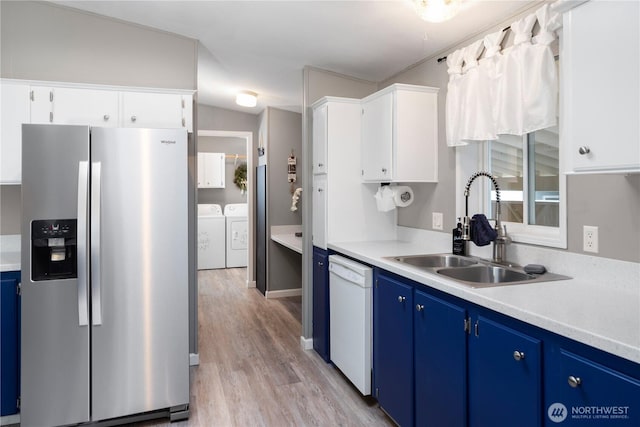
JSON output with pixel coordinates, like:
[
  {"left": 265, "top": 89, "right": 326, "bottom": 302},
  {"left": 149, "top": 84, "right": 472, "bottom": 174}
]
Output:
[
  {"left": 198, "top": 136, "right": 248, "bottom": 207},
  {"left": 379, "top": 10, "right": 640, "bottom": 263},
  {"left": 1, "top": 1, "right": 197, "bottom": 90},
  {"left": 262, "top": 107, "right": 303, "bottom": 292}
]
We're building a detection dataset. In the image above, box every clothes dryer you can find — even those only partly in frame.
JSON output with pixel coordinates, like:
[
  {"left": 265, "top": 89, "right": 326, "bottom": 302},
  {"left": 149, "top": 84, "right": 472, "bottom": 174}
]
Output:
[
  {"left": 197, "top": 204, "right": 225, "bottom": 269},
  {"left": 224, "top": 203, "right": 248, "bottom": 268}
]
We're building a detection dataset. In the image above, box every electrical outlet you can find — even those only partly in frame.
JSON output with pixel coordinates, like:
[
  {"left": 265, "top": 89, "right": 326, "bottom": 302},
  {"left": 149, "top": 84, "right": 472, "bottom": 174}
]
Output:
[
  {"left": 583, "top": 225, "right": 599, "bottom": 253},
  {"left": 432, "top": 212, "right": 444, "bottom": 231}
]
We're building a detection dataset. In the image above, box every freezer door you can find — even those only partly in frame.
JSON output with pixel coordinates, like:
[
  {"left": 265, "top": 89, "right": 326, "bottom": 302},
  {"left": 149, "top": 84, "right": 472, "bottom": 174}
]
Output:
[
  {"left": 90, "top": 128, "right": 189, "bottom": 421},
  {"left": 20, "top": 124, "right": 90, "bottom": 427}
]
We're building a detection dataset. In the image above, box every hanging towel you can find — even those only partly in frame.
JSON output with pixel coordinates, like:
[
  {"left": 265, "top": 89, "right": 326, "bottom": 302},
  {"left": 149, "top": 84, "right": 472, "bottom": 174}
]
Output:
[{"left": 471, "top": 214, "right": 497, "bottom": 246}]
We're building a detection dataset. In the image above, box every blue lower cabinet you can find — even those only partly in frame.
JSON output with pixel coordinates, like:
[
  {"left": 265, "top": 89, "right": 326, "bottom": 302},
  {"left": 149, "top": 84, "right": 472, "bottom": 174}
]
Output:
[
  {"left": 414, "top": 290, "right": 467, "bottom": 427},
  {"left": 468, "top": 315, "right": 542, "bottom": 427},
  {"left": 373, "top": 272, "right": 414, "bottom": 427},
  {"left": 312, "top": 247, "right": 330, "bottom": 362},
  {"left": 544, "top": 350, "right": 640, "bottom": 426},
  {"left": 1, "top": 270, "right": 21, "bottom": 416}
]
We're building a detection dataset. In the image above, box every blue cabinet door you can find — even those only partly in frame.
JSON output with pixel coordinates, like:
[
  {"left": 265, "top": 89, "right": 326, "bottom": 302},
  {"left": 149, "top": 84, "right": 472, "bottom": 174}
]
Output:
[
  {"left": 1, "top": 271, "right": 20, "bottom": 416},
  {"left": 469, "top": 315, "right": 542, "bottom": 427},
  {"left": 414, "top": 290, "right": 467, "bottom": 427},
  {"left": 312, "top": 247, "right": 330, "bottom": 362},
  {"left": 373, "top": 273, "right": 414, "bottom": 427},
  {"left": 545, "top": 350, "right": 640, "bottom": 426}
]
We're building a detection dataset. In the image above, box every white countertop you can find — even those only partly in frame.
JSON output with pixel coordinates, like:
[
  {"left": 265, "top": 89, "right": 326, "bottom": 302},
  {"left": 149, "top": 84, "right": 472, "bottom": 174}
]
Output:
[
  {"left": 0, "top": 235, "right": 21, "bottom": 272},
  {"left": 270, "top": 225, "right": 303, "bottom": 254},
  {"left": 328, "top": 228, "right": 640, "bottom": 364}
]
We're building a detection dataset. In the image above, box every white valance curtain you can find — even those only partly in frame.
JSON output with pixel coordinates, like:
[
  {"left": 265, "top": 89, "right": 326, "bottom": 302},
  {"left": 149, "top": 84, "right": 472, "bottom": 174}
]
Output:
[{"left": 446, "top": 3, "right": 562, "bottom": 147}]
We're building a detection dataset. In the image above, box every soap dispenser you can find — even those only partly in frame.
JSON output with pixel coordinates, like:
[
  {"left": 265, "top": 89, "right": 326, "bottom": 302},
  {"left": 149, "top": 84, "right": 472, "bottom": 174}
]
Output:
[{"left": 452, "top": 219, "right": 466, "bottom": 256}]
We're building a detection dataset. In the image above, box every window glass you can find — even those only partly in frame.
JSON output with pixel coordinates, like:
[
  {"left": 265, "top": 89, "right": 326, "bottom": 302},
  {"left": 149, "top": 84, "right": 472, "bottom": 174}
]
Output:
[
  {"left": 528, "top": 126, "right": 559, "bottom": 227},
  {"left": 489, "top": 134, "right": 523, "bottom": 223}
]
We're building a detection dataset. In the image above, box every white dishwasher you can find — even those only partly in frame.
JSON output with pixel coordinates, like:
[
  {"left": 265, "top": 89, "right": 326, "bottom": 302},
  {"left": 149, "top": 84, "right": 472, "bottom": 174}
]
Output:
[{"left": 329, "top": 255, "right": 373, "bottom": 395}]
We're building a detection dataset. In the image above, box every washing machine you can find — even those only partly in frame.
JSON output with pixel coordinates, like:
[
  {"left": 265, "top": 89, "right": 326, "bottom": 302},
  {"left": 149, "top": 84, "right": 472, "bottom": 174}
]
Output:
[
  {"left": 197, "top": 204, "right": 226, "bottom": 269},
  {"left": 224, "top": 203, "right": 248, "bottom": 268}
]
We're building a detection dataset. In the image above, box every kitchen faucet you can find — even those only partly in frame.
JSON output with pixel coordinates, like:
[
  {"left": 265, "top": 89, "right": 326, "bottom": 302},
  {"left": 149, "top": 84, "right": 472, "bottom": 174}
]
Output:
[{"left": 462, "top": 171, "right": 511, "bottom": 263}]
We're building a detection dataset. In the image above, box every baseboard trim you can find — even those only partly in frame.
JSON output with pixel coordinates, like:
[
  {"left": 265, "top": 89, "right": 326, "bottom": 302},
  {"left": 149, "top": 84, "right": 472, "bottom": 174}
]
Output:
[
  {"left": 247, "top": 280, "right": 256, "bottom": 288},
  {"left": 189, "top": 353, "right": 200, "bottom": 366},
  {"left": 265, "top": 288, "right": 302, "bottom": 299},
  {"left": 1, "top": 414, "right": 20, "bottom": 426},
  {"left": 300, "top": 336, "right": 313, "bottom": 350}
]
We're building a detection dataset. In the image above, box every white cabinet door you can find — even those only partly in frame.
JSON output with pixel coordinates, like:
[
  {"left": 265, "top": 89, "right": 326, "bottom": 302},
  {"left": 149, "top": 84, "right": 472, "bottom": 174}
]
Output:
[
  {"left": 564, "top": 0, "right": 639, "bottom": 173},
  {"left": 361, "top": 84, "right": 439, "bottom": 183},
  {"left": 1, "top": 82, "right": 30, "bottom": 183},
  {"left": 312, "top": 104, "right": 328, "bottom": 174},
  {"left": 197, "top": 152, "right": 225, "bottom": 188},
  {"left": 53, "top": 87, "right": 119, "bottom": 127},
  {"left": 312, "top": 175, "right": 327, "bottom": 249},
  {"left": 30, "top": 86, "right": 53, "bottom": 124},
  {"left": 122, "top": 92, "right": 184, "bottom": 129},
  {"left": 181, "top": 95, "right": 193, "bottom": 132},
  {"left": 361, "top": 92, "right": 393, "bottom": 181}
]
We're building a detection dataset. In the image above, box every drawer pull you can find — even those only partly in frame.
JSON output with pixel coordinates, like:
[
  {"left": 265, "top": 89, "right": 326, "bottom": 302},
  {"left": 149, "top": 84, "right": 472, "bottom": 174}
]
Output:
[
  {"left": 578, "top": 146, "right": 590, "bottom": 155},
  {"left": 416, "top": 304, "right": 424, "bottom": 312},
  {"left": 397, "top": 296, "right": 406, "bottom": 303},
  {"left": 513, "top": 351, "right": 525, "bottom": 361}
]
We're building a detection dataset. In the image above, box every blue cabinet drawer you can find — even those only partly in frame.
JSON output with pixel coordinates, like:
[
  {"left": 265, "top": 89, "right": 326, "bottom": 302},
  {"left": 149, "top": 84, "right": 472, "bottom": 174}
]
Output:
[{"left": 547, "top": 350, "right": 640, "bottom": 426}]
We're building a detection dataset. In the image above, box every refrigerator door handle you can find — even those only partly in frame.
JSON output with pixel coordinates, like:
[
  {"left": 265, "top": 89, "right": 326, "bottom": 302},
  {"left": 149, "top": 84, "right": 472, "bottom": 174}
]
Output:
[
  {"left": 77, "top": 161, "right": 89, "bottom": 326},
  {"left": 91, "top": 161, "right": 103, "bottom": 325}
]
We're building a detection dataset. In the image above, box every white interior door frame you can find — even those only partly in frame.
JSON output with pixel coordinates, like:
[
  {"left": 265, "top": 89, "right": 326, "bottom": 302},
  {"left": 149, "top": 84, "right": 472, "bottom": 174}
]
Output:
[{"left": 198, "top": 129, "right": 255, "bottom": 287}]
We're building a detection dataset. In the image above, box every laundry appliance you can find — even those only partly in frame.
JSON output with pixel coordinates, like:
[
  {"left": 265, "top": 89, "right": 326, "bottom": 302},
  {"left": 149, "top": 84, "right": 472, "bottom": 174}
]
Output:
[
  {"left": 197, "top": 204, "right": 225, "bottom": 269},
  {"left": 224, "top": 203, "right": 248, "bottom": 268}
]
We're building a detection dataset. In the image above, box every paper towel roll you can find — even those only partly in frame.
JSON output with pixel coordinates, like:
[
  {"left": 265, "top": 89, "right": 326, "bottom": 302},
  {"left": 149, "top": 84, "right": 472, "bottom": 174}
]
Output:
[{"left": 392, "top": 186, "right": 414, "bottom": 208}]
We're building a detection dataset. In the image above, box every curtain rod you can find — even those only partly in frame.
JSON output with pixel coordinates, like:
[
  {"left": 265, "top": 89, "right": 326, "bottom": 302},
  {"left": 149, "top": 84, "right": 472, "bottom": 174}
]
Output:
[{"left": 437, "top": 25, "right": 511, "bottom": 63}]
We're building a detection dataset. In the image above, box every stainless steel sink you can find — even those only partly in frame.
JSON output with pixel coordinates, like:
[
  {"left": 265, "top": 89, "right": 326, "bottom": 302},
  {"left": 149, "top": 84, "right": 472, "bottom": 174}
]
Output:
[
  {"left": 390, "top": 254, "right": 477, "bottom": 268},
  {"left": 437, "top": 265, "right": 534, "bottom": 284},
  {"left": 385, "top": 253, "right": 571, "bottom": 288}
]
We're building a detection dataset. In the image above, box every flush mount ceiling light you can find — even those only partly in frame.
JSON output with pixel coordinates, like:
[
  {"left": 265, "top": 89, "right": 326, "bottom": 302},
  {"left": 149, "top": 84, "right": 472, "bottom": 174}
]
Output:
[
  {"left": 236, "top": 91, "right": 258, "bottom": 107},
  {"left": 413, "top": 0, "right": 461, "bottom": 23}
]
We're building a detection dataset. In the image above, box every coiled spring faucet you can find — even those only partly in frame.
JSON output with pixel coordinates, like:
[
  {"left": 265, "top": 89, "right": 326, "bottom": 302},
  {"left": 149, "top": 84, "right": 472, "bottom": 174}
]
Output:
[{"left": 462, "top": 171, "right": 511, "bottom": 263}]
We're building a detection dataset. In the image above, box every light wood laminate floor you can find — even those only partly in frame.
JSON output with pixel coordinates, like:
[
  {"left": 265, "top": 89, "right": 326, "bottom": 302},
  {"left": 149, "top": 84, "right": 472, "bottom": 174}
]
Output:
[{"left": 139, "top": 268, "right": 393, "bottom": 427}]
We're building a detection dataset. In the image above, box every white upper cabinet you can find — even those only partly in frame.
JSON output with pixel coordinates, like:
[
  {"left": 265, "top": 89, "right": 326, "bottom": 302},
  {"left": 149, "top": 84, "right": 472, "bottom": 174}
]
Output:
[
  {"left": 563, "top": 0, "right": 639, "bottom": 174},
  {"left": 197, "top": 152, "right": 225, "bottom": 188},
  {"left": 53, "top": 87, "right": 119, "bottom": 127},
  {"left": 30, "top": 86, "right": 54, "bottom": 124},
  {"left": 312, "top": 175, "right": 327, "bottom": 249},
  {"left": 1, "top": 82, "right": 30, "bottom": 183},
  {"left": 122, "top": 91, "right": 186, "bottom": 129},
  {"left": 361, "top": 84, "right": 439, "bottom": 183},
  {"left": 312, "top": 103, "right": 328, "bottom": 175}
]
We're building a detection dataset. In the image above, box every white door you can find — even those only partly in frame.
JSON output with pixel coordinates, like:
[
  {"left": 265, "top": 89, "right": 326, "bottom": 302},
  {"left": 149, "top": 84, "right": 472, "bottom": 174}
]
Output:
[
  {"left": 313, "top": 104, "right": 328, "bottom": 174},
  {"left": 312, "top": 175, "right": 327, "bottom": 249},
  {"left": 53, "top": 87, "right": 119, "bottom": 127},
  {"left": 0, "top": 82, "right": 30, "bottom": 183},
  {"left": 122, "top": 92, "right": 183, "bottom": 128},
  {"left": 205, "top": 152, "right": 225, "bottom": 188},
  {"left": 361, "top": 93, "right": 393, "bottom": 181}
]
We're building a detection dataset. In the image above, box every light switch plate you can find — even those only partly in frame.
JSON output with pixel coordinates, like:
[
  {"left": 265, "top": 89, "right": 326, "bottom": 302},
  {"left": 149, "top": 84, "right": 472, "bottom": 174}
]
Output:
[{"left": 432, "top": 212, "right": 444, "bottom": 231}]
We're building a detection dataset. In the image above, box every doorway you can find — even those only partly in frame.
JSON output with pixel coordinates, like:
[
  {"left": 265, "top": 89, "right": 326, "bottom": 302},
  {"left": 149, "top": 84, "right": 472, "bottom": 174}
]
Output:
[{"left": 197, "top": 130, "right": 254, "bottom": 287}]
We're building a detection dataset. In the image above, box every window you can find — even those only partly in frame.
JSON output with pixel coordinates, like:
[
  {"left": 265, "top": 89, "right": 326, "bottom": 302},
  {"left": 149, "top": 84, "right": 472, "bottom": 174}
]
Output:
[{"left": 485, "top": 124, "right": 566, "bottom": 248}]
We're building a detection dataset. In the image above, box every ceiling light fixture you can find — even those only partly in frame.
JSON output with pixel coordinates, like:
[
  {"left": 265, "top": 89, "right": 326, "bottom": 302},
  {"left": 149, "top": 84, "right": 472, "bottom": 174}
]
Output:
[
  {"left": 236, "top": 91, "right": 258, "bottom": 107},
  {"left": 413, "top": 0, "right": 461, "bottom": 23}
]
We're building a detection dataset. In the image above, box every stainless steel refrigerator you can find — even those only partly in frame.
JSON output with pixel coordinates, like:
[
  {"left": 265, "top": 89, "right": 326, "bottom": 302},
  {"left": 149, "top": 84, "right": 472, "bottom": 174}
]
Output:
[{"left": 21, "top": 124, "right": 189, "bottom": 426}]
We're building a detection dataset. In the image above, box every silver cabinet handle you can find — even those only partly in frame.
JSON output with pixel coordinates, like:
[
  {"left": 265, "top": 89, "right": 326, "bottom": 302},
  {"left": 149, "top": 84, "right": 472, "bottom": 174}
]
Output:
[
  {"left": 103, "top": 114, "right": 110, "bottom": 121},
  {"left": 397, "top": 296, "right": 406, "bottom": 303},
  {"left": 91, "top": 162, "right": 103, "bottom": 326},
  {"left": 318, "top": 261, "right": 324, "bottom": 267},
  {"left": 76, "top": 161, "right": 89, "bottom": 327},
  {"left": 318, "top": 188, "right": 324, "bottom": 192},
  {"left": 568, "top": 376, "right": 582, "bottom": 388},
  {"left": 318, "top": 163, "right": 324, "bottom": 167},
  {"left": 578, "top": 146, "right": 590, "bottom": 155},
  {"left": 131, "top": 115, "right": 137, "bottom": 122},
  {"left": 382, "top": 168, "right": 387, "bottom": 173},
  {"left": 416, "top": 304, "right": 424, "bottom": 312},
  {"left": 513, "top": 351, "right": 525, "bottom": 361}
]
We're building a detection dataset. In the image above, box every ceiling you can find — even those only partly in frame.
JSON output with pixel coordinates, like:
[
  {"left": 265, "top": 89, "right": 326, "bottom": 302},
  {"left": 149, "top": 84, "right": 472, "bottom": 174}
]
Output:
[{"left": 53, "top": 0, "right": 537, "bottom": 114}]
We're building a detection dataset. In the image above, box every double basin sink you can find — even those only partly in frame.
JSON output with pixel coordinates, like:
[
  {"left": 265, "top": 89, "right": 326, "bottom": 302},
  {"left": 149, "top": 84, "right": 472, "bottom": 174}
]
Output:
[{"left": 386, "top": 254, "right": 570, "bottom": 288}]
